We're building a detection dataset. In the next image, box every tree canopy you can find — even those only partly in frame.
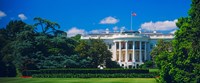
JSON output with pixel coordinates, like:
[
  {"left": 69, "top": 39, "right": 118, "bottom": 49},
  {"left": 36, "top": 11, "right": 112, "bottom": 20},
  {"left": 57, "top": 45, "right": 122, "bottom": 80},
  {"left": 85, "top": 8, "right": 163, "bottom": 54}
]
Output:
[
  {"left": 154, "top": 0, "right": 200, "bottom": 82},
  {"left": 0, "top": 18, "right": 117, "bottom": 77},
  {"left": 150, "top": 39, "right": 172, "bottom": 69}
]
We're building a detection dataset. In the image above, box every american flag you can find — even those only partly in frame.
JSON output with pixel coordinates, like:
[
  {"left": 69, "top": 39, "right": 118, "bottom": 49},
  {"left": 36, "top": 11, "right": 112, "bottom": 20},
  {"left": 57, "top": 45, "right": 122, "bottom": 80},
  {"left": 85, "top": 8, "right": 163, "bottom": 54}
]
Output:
[{"left": 132, "top": 13, "right": 136, "bottom": 16}]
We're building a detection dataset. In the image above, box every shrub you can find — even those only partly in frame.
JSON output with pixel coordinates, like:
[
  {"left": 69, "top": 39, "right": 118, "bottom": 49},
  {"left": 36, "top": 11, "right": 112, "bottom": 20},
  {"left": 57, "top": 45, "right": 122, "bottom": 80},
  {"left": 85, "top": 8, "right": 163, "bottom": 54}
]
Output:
[
  {"left": 22, "top": 68, "right": 149, "bottom": 76},
  {"left": 32, "top": 73, "right": 158, "bottom": 78},
  {"left": 105, "top": 60, "right": 121, "bottom": 68},
  {"left": 139, "top": 60, "right": 154, "bottom": 68}
]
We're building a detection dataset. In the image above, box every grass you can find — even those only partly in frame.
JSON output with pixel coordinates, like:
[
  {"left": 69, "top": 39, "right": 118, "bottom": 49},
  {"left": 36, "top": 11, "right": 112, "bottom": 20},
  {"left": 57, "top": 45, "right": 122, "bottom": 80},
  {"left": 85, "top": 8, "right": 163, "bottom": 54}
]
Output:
[{"left": 0, "top": 78, "right": 156, "bottom": 83}]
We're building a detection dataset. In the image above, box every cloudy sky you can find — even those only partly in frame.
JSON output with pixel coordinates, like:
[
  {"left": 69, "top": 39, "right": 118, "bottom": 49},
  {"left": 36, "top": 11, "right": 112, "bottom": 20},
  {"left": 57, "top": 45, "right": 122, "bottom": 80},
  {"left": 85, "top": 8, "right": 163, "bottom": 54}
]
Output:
[{"left": 0, "top": 0, "right": 191, "bottom": 37}]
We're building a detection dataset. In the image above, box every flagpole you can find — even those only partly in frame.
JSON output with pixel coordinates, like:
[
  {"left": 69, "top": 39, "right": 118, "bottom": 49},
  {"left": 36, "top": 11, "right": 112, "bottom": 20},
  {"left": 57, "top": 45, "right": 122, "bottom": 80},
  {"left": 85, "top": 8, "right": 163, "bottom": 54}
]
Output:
[{"left": 131, "top": 11, "right": 133, "bottom": 31}]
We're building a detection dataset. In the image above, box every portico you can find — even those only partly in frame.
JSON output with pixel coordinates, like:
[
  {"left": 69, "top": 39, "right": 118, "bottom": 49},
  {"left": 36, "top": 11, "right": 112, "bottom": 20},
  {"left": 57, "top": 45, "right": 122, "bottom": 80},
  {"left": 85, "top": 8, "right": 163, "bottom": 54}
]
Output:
[{"left": 114, "top": 40, "right": 148, "bottom": 68}]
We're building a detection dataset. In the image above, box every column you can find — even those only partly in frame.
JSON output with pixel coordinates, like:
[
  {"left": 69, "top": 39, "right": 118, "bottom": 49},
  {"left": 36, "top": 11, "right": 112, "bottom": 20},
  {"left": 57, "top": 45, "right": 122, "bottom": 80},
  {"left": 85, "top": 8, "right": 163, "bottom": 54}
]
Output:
[
  {"left": 125, "top": 41, "right": 128, "bottom": 62},
  {"left": 113, "top": 41, "right": 117, "bottom": 61},
  {"left": 119, "top": 41, "right": 121, "bottom": 63},
  {"left": 144, "top": 42, "right": 147, "bottom": 61},
  {"left": 132, "top": 41, "right": 135, "bottom": 68},
  {"left": 125, "top": 41, "right": 128, "bottom": 68},
  {"left": 139, "top": 41, "right": 142, "bottom": 62},
  {"left": 132, "top": 41, "right": 135, "bottom": 62}
]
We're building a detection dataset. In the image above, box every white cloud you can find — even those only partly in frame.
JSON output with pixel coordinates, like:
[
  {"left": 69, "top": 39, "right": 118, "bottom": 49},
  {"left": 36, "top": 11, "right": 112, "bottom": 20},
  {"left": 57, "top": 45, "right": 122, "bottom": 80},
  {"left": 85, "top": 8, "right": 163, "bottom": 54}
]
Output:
[
  {"left": 170, "top": 29, "right": 177, "bottom": 34},
  {"left": 140, "top": 19, "right": 178, "bottom": 31},
  {"left": 67, "top": 27, "right": 86, "bottom": 37},
  {"left": 113, "top": 26, "right": 118, "bottom": 31},
  {"left": 18, "top": 13, "right": 27, "bottom": 20},
  {"left": 89, "top": 29, "right": 104, "bottom": 34},
  {"left": 100, "top": 16, "right": 119, "bottom": 24},
  {"left": 0, "top": 10, "right": 6, "bottom": 19},
  {"left": 120, "top": 26, "right": 125, "bottom": 31}
]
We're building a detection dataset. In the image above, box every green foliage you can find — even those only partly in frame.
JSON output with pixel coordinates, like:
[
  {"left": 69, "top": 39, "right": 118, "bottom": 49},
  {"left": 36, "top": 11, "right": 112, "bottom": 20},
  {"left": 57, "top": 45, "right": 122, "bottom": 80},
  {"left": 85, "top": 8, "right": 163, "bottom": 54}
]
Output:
[
  {"left": 139, "top": 60, "right": 154, "bottom": 68},
  {"left": 34, "top": 17, "right": 60, "bottom": 34},
  {"left": 32, "top": 73, "right": 158, "bottom": 78},
  {"left": 75, "top": 40, "right": 90, "bottom": 57},
  {"left": 105, "top": 60, "right": 121, "bottom": 68},
  {"left": 22, "top": 68, "right": 149, "bottom": 76},
  {"left": 71, "top": 34, "right": 81, "bottom": 41},
  {"left": 37, "top": 55, "right": 93, "bottom": 69},
  {"left": 157, "top": 0, "right": 200, "bottom": 82},
  {"left": 89, "top": 39, "right": 112, "bottom": 67},
  {"left": 0, "top": 17, "right": 116, "bottom": 77},
  {"left": 150, "top": 40, "right": 172, "bottom": 69},
  {"left": 0, "top": 19, "right": 73, "bottom": 77},
  {"left": 75, "top": 39, "right": 115, "bottom": 68},
  {"left": 4, "top": 20, "right": 27, "bottom": 40},
  {"left": 149, "top": 69, "right": 159, "bottom": 73},
  {"left": 0, "top": 20, "right": 28, "bottom": 77},
  {"left": 0, "top": 78, "right": 156, "bottom": 83}
]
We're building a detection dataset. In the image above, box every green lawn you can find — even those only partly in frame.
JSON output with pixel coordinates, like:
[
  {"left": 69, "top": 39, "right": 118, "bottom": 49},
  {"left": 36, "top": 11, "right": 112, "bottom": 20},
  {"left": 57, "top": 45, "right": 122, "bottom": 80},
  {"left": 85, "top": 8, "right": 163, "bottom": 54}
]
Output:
[{"left": 0, "top": 78, "right": 156, "bottom": 83}]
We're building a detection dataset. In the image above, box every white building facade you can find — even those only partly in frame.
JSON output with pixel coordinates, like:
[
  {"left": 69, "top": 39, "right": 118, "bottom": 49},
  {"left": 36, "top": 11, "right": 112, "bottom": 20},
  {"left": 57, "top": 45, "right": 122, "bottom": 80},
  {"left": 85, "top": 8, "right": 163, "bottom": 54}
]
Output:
[{"left": 81, "top": 30, "right": 174, "bottom": 68}]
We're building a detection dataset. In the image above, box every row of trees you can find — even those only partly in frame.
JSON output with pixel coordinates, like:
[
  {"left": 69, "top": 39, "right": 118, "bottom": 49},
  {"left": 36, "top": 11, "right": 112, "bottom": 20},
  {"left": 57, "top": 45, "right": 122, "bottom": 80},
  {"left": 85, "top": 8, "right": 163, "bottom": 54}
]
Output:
[
  {"left": 0, "top": 17, "right": 119, "bottom": 77},
  {"left": 151, "top": 0, "right": 200, "bottom": 82}
]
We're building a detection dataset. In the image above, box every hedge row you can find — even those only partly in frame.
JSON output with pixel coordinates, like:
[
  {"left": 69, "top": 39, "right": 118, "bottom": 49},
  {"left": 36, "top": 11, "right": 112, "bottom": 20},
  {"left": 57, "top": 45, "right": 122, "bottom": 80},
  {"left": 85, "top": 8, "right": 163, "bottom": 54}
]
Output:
[
  {"left": 32, "top": 73, "right": 158, "bottom": 78},
  {"left": 22, "top": 68, "right": 149, "bottom": 76}
]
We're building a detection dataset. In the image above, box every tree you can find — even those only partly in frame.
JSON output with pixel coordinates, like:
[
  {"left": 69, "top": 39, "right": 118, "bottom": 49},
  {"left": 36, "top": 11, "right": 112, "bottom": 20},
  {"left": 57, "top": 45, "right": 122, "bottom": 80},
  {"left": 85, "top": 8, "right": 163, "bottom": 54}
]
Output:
[
  {"left": 34, "top": 17, "right": 60, "bottom": 35},
  {"left": 89, "top": 39, "right": 112, "bottom": 67},
  {"left": 75, "top": 39, "right": 113, "bottom": 68},
  {"left": 150, "top": 40, "right": 172, "bottom": 68},
  {"left": 0, "top": 18, "right": 118, "bottom": 77},
  {"left": 0, "top": 28, "right": 8, "bottom": 50},
  {"left": 0, "top": 19, "right": 80, "bottom": 77},
  {"left": 54, "top": 30, "right": 67, "bottom": 37},
  {"left": 71, "top": 34, "right": 81, "bottom": 41},
  {"left": 0, "top": 20, "right": 28, "bottom": 77},
  {"left": 4, "top": 20, "right": 26, "bottom": 40},
  {"left": 75, "top": 40, "right": 90, "bottom": 57},
  {"left": 158, "top": 0, "right": 200, "bottom": 82},
  {"left": 34, "top": 31, "right": 77, "bottom": 69},
  {"left": 139, "top": 60, "right": 154, "bottom": 68}
]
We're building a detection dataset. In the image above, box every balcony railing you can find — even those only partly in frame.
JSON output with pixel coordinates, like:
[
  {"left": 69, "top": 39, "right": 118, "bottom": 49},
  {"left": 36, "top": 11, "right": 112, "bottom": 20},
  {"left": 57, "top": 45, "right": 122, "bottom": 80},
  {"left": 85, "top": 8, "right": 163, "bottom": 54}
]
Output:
[{"left": 81, "top": 33, "right": 174, "bottom": 40}]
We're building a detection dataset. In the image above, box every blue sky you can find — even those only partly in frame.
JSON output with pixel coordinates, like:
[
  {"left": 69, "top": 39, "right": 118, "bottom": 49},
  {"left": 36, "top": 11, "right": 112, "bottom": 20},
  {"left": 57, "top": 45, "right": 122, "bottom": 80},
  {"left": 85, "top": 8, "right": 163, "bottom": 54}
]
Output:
[{"left": 0, "top": 0, "right": 191, "bottom": 36}]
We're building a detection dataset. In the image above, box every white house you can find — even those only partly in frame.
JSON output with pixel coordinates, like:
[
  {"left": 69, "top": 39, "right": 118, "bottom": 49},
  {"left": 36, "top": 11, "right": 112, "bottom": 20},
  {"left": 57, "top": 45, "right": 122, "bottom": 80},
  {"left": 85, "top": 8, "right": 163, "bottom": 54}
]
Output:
[{"left": 81, "top": 29, "right": 174, "bottom": 68}]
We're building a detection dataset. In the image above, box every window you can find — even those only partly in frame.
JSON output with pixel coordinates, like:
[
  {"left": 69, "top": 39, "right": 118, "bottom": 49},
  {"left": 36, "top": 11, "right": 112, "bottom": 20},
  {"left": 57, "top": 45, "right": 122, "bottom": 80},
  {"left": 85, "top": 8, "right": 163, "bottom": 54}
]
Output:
[
  {"left": 128, "top": 41, "right": 133, "bottom": 49},
  {"left": 135, "top": 51, "right": 139, "bottom": 62},
  {"left": 117, "top": 42, "right": 119, "bottom": 49},
  {"left": 121, "top": 42, "right": 125, "bottom": 49},
  {"left": 142, "top": 42, "right": 145, "bottom": 50},
  {"left": 135, "top": 41, "right": 140, "bottom": 49},
  {"left": 129, "top": 54, "right": 132, "bottom": 62},
  {"left": 108, "top": 44, "right": 112, "bottom": 49},
  {"left": 142, "top": 51, "right": 145, "bottom": 62}
]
